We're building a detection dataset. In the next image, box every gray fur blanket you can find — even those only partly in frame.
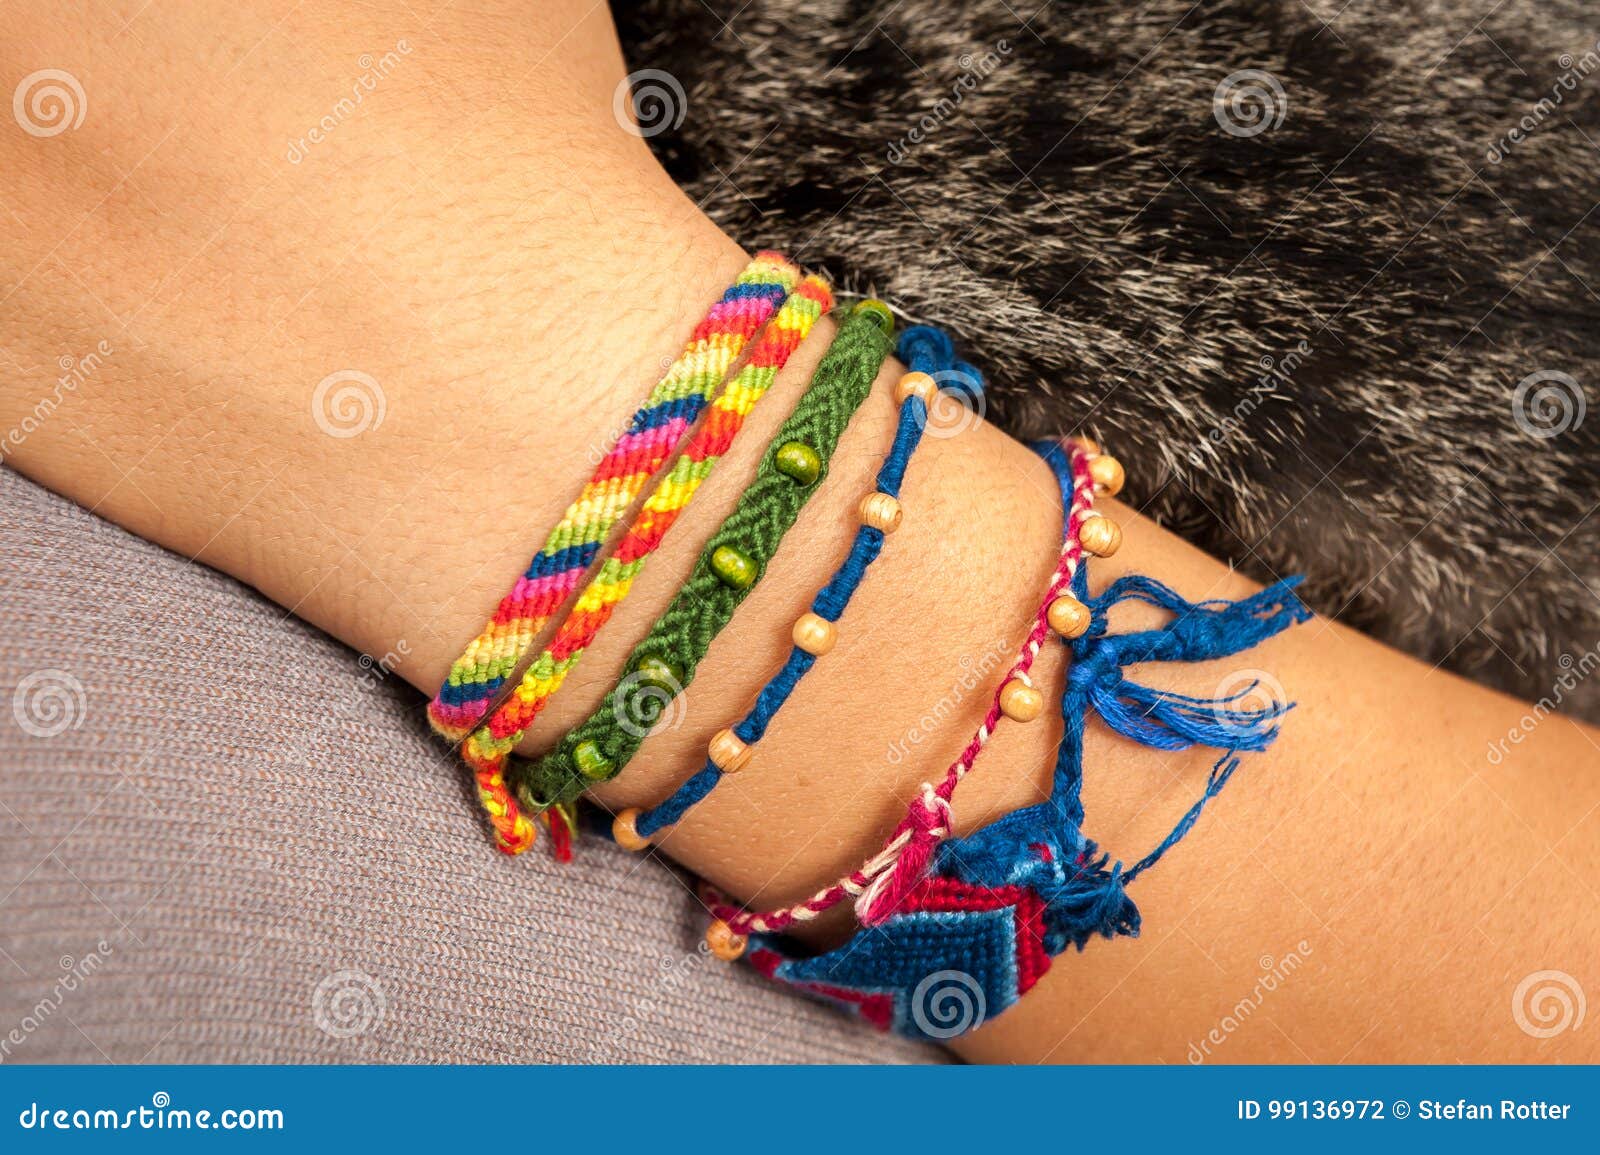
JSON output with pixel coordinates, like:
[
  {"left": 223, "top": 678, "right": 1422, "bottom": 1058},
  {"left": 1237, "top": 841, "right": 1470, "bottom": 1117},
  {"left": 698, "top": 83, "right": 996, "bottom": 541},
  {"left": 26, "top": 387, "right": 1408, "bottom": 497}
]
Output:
[{"left": 616, "top": 0, "right": 1600, "bottom": 718}]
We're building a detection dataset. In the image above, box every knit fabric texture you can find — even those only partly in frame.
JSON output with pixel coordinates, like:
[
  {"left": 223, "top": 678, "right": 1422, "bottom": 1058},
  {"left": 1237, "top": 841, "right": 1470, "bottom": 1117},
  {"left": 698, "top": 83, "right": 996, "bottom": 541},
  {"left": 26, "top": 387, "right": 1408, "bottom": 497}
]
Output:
[{"left": 0, "top": 465, "right": 940, "bottom": 1064}]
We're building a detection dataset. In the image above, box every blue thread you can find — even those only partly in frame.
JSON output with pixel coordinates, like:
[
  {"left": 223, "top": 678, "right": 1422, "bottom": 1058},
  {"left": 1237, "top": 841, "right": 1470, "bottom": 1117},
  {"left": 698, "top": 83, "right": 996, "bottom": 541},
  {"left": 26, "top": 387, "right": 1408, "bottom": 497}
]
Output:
[
  {"left": 633, "top": 326, "right": 961, "bottom": 838},
  {"left": 747, "top": 436, "right": 1312, "bottom": 1040}
]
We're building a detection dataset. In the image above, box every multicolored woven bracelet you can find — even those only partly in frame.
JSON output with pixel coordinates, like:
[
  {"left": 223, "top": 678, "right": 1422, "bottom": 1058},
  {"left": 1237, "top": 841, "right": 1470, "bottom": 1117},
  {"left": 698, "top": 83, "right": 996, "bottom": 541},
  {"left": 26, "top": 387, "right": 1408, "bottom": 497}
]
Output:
[
  {"left": 463, "top": 268, "right": 834, "bottom": 854},
  {"left": 506, "top": 305, "right": 895, "bottom": 819},
  {"left": 704, "top": 438, "right": 1310, "bottom": 1041},
  {"left": 610, "top": 322, "right": 978, "bottom": 848},
  {"left": 428, "top": 252, "right": 802, "bottom": 749}
]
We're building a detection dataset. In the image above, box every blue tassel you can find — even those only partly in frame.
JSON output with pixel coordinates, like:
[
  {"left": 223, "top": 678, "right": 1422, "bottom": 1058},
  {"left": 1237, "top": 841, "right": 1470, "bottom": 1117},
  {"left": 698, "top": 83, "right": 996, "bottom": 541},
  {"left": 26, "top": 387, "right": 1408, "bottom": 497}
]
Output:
[
  {"left": 1078, "top": 670, "right": 1293, "bottom": 753},
  {"left": 1045, "top": 854, "right": 1141, "bottom": 953},
  {"left": 1043, "top": 558, "right": 1310, "bottom": 871},
  {"left": 1123, "top": 755, "right": 1242, "bottom": 882},
  {"left": 1066, "top": 575, "right": 1311, "bottom": 754}
]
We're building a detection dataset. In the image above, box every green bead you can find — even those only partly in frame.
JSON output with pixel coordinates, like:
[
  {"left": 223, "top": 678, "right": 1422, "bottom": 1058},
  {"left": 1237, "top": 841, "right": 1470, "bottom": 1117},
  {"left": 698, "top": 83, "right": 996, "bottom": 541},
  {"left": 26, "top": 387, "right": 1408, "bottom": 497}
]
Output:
[
  {"left": 620, "top": 655, "right": 683, "bottom": 731},
  {"left": 710, "top": 545, "right": 758, "bottom": 590},
  {"left": 632, "top": 655, "right": 684, "bottom": 692},
  {"left": 851, "top": 297, "right": 895, "bottom": 339},
  {"left": 774, "top": 441, "right": 822, "bottom": 485},
  {"left": 573, "top": 739, "right": 614, "bottom": 782}
]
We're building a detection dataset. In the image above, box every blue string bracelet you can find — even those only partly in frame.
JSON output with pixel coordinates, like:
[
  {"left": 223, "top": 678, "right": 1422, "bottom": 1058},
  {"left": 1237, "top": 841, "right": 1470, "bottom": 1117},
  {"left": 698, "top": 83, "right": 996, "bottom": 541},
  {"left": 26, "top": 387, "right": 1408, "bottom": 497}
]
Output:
[{"left": 611, "top": 318, "right": 986, "bottom": 853}]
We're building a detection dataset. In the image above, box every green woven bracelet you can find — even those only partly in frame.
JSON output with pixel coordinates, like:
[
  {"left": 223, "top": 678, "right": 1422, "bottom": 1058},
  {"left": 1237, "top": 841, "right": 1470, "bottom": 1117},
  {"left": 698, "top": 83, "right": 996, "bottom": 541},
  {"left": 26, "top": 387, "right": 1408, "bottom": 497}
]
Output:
[{"left": 508, "top": 307, "right": 893, "bottom": 811}]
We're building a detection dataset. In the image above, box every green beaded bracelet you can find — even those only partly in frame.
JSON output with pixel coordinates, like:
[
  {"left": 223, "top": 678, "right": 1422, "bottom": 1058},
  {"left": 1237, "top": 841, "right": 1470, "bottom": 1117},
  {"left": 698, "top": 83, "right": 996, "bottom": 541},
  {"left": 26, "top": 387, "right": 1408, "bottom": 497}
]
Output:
[{"left": 507, "top": 305, "right": 894, "bottom": 811}]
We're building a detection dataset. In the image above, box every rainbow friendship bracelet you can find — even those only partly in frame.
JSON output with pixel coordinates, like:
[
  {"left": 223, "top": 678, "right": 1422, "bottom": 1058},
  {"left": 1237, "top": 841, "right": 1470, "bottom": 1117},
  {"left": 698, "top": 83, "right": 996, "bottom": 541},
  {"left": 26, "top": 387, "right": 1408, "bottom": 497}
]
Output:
[
  {"left": 612, "top": 323, "right": 975, "bottom": 848},
  {"left": 427, "top": 252, "right": 803, "bottom": 747},
  {"left": 464, "top": 270, "right": 835, "bottom": 853}
]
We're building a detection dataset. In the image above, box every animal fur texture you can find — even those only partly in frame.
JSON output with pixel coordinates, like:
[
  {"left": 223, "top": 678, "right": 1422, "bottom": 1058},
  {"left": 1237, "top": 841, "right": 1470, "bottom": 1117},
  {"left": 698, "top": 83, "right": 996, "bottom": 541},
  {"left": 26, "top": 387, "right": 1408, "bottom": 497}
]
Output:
[{"left": 615, "top": 0, "right": 1600, "bottom": 719}]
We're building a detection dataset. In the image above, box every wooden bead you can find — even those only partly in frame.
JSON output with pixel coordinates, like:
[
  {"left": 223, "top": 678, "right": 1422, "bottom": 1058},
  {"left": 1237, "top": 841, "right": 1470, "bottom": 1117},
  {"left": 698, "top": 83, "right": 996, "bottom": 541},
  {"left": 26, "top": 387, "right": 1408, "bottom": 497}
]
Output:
[
  {"left": 858, "top": 492, "right": 903, "bottom": 533},
  {"left": 1047, "top": 594, "right": 1092, "bottom": 639},
  {"left": 1089, "top": 454, "right": 1125, "bottom": 497},
  {"left": 894, "top": 371, "right": 939, "bottom": 406},
  {"left": 708, "top": 728, "right": 753, "bottom": 774},
  {"left": 1079, "top": 513, "right": 1122, "bottom": 558},
  {"left": 612, "top": 807, "right": 652, "bottom": 852},
  {"left": 710, "top": 545, "right": 758, "bottom": 590},
  {"left": 999, "top": 678, "right": 1046, "bottom": 723},
  {"left": 792, "top": 611, "right": 837, "bottom": 656},
  {"left": 706, "top": 919, "right": 748, "bottom": 961},
  {"left": 1073, "top": 435, "right": 1101, "bottom": 456}
]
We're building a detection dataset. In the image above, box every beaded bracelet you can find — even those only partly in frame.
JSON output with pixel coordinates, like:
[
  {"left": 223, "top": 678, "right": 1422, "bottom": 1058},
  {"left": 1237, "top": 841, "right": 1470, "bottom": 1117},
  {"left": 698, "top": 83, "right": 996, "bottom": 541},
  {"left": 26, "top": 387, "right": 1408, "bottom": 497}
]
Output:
[
  {"left": 506, "top": 305, "right": 895, "bottom": 818},
  {"left": 695, "top": 438, "right": 1116, "bottom": 948},
  {"left": 463, "top": 269, "right": 835, "bottom": 853},
  {"left": 609, "top": 322, "right": 978, "bottom": 848},
  {"left": 428, "top": 252, "right": 803, "bottom": 747},
  {"left": 704, "top": 439, "right": 1310, "bottom": 1040}
]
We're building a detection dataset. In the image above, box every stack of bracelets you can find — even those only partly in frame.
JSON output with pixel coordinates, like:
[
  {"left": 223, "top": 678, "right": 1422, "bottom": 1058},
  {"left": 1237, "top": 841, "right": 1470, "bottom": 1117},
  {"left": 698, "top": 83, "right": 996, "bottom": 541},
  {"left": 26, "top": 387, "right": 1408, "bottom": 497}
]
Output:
[{"left": 427, "top": 251, "right": 1311, "bottom": 1042}]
